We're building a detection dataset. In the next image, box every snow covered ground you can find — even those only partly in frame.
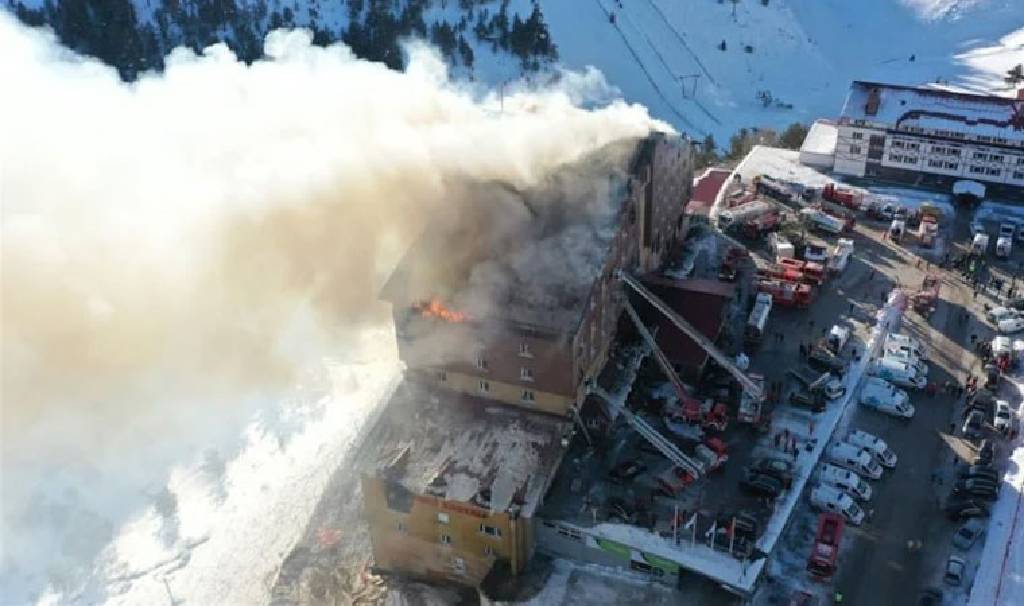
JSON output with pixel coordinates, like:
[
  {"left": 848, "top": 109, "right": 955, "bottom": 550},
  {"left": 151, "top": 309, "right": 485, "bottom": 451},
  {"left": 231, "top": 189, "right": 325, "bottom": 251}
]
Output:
[
  {"left": 31, "top": 329, "right": 401, "bottom": 605},
  {"left": 967, "top": 379, "right": 1024, "bottom": 606}
]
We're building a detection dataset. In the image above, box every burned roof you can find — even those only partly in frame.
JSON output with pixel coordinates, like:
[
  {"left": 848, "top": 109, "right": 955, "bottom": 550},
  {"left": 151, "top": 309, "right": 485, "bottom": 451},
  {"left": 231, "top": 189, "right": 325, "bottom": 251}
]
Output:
[
  {"left": 381, "top": 134, "right": 674, "bottom": 332},
  {"left": 841, "top": 81, "right": 1024, "bottom": 143},
  {"left": 372, "top": 385, "right": 570, "bottom": 517}
]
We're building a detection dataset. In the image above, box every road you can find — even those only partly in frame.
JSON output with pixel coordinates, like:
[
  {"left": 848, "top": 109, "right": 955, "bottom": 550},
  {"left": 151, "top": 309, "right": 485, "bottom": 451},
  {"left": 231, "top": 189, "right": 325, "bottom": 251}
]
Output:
[{"left": 834, "top": 209, "right": 978, "bottom": 605}]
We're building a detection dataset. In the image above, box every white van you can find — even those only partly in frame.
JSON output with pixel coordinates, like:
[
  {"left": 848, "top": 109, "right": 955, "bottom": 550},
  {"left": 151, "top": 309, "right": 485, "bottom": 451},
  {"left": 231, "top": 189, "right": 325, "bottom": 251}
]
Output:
[
  {"left": 810, "top": 484, "right": 866, "bottom": 525},
  {"left": 997, "top": 236, "right": 1013, "bottom": 258},
  {"left": 998, "top": 316, "right": 1024, "bottom": 334},
  {"left": 846, "top": 430, "right": 897, "bottom": 468},
  {"left": 860, "top": 378, "right": 915, "bottom": 418},
  {"left": 973, "top": 233, "right": 990, "bottom": 254},
  {"left": 818, "top": 463, "right": 873, "bottom": 501},
  {"left": 880, "top": 351, "right": 928, "bottom": 378},
  {"left": 870, "top": 358, "right": 927, "bottom": 390},
  {"left": 827, "top": 442, "right": 883, "bottom": 480},
  {"left": 885, "top": 333, "right": 927, "bottom": 362}
]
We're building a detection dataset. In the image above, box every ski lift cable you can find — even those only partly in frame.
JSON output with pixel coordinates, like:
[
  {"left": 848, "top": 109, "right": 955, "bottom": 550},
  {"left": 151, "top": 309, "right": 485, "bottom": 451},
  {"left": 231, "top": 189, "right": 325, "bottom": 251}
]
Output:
[
  {"left": 644, "top": 0, "right": 719, "bottom": 87},
  {"left": 592, "top": 0, "right": 707, "bottom": 138}
]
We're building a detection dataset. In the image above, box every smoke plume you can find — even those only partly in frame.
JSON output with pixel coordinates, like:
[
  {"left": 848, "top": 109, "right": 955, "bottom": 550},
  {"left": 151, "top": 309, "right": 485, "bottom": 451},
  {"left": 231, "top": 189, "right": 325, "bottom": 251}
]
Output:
[{"left": 0, "top": 13, "right": 669, "bottom": 600}]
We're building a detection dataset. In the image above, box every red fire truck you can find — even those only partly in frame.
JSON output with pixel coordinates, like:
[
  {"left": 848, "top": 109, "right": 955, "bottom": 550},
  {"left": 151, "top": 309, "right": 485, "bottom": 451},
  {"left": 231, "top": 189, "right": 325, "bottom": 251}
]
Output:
[
  {"left": 757, "top": 279, "right": 814, "bottom": 308},
  {"left": 807, "top": 513, "right": 845, "bottom": 580}
]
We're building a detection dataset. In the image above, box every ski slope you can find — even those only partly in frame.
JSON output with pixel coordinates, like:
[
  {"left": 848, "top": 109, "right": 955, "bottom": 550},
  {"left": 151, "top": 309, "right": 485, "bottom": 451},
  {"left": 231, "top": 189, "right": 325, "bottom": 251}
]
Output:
[{"left": 542, "top": 0, "right": 1024, "bottom": 140}]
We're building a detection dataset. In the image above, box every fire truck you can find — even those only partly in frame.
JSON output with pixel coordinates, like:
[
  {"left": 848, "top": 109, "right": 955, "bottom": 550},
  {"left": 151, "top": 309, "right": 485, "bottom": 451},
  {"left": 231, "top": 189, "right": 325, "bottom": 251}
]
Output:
[
  {"left": 738, "top": 372, "right": 768, "bottom": 428},
  {"left": 822, "top": 182, "right": 864, "bottom": 210},
  {"left": 807, "top": 513, "right": 845, "bottom": 580},
  {"left": 757, "top": 279, "right": 814, "bottom": 308},
  {"left": 757, "top": 264, "right": 807, "bottom": 285},
  {"left": 777, "top": 257, "right": 826, "bottom": 284}
]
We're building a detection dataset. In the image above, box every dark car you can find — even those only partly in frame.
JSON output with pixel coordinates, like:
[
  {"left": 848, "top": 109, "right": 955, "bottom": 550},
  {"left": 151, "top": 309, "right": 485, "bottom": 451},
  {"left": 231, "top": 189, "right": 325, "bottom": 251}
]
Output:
[
  {"left": 918, "top": 587, "right": 943, "bottom": 606},
  {"left": 739, "top": 471, "right": 784, "bottom": 498},
  {"left": 963, "top": 410, "right": 986, "bottom": 439},
  {"left": 717, "top": 511, "right": 761, "bottom": 540},
  {"left": 790, "top": 389, "right": 827, "bottom": 412},
  {"left": 749, "top": 457, "right": 795, "bottom": 488},
  {"left": 1005, "top": 297, "right": 1024, "bottom": 310},
  {"left": 609, "top": 460, "right": 648, "bottom": 482},
  {"left": 945, "top": 497, "right": 990, "bottom": 521},
  {"left": 959, "top": 464, "right": 1000, "bottom": 483},
  {"left": 807, "top": 348, "right": 847, "bottom": 375},
  {"left": 984, "top": 365, "right": 1000, "bottom": 390},
  {"left": 605, "top": 496, "right": 636, "bottom": 522},
  {"left": 953, "top": 478, "right": 999, "bottom": 501}
]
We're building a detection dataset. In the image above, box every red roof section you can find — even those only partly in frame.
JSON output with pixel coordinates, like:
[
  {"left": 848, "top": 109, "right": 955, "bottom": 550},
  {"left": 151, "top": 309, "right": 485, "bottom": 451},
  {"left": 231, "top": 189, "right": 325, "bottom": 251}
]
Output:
[
  {"left": 686, "top": 168, "right": 731, "bottom": 216},
  {"left": 635, "top": 276, "right": 736, "bottom": 379}
]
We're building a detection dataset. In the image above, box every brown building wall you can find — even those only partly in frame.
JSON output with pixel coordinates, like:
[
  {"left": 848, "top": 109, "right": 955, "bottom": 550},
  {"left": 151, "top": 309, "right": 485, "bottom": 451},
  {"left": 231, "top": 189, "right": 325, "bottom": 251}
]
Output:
[
  {"left": 572, "top": 135, "right": 694, "bottom": 399},
  {"left": 362, "top": 476, "right": 533, "bottom": 587}
]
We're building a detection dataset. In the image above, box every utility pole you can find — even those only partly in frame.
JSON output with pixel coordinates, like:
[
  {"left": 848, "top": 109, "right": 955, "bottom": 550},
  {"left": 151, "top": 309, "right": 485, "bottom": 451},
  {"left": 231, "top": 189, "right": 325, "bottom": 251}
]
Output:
[{"left": 677, "top": 74, "right": 700, "bottom": 99}]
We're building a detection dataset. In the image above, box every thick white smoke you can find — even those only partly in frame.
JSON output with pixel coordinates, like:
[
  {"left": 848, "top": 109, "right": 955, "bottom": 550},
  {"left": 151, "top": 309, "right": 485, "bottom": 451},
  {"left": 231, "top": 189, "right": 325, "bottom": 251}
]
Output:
[{"left": 0, "top": 13, "right": 670, "bottom": 602}]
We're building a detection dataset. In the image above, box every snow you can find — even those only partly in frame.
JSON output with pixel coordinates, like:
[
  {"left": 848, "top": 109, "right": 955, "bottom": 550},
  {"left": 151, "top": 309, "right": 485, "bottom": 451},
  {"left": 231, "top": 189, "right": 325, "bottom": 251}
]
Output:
[
  {"left": 967, "top": 380, "right": 1024, "bottom": 606},
  {"left": 800, "top": 120, "right": 838, "bottom": 156},
  {"left": 45, "top": 330, "right": 402, "bottom": 606}
]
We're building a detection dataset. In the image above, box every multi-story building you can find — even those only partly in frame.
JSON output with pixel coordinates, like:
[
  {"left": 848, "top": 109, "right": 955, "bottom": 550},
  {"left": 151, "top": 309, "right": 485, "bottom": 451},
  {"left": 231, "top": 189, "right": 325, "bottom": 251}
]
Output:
[
  {"left": 381, "top": 132, "right": 694, "bottom": 418},
  {"left": 364, "top": 132, "right": 695, "bottom": 590},
  {"left": 833, "top": 81, "right": 1024, "bottom": 199},
  {"left": 362, "top": 385, "right": 570, "bottom": 587}
]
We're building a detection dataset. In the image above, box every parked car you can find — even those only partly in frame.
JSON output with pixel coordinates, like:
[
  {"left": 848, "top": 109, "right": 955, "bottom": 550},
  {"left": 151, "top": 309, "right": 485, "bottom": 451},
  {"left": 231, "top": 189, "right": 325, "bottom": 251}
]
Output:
[
  {"left": 943, "top": 555, "right": 967, "bottom": 586},
  {"left": 807, "top": 348, "right": 847, "bottom": 375},
  {"left": 609, "top": 460, "right": 647, "bottom": 482},
  {"left": 749, "top": 457, "right": 794, "bottom": 488},
  {"left": 986, "top": 305, "right": 1020, "bottom": 324},
  {"left": 953, "top": 478, "right": 999, "bottom": 501},
  {"left": 1005, "top": 297, "right": 1024, "bottom": 311},
  {"left": 952, "top": 518, "right": 986, "bottom": 550},
  {"left": 963, "top": 410, "right": 986, "bottom": 439},
  {"left": 959, "top": 464, "right": 1000, "bottom": 483},
  {"left": 846, "top": 430, "right": 898, "bottom": 468},
  {"left": 995, "top": 400, "right": 1013, "bottom": 433},
  {"left": 804, "top": 244, "right": 828, "bottom": 263},
  {"left": 739, "top": 471, "right": 784, "bottom": 497},
  {"left": 944, "top": 497, "right": 989, "bottom": 521},
  {"left": 860, "top": 378, "right": 915, "bottom": 418},
  {"left": 918, "top": 588, "right": 943, "bottom": 606},
  {"left": 998, "top": 316, "right": 1024, "bottom": 334}
]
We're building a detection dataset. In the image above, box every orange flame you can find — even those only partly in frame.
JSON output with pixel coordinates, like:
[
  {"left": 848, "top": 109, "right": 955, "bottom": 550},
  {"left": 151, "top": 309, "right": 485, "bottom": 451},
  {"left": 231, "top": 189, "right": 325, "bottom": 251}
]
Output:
[{"left": 415, "top": 298, "right": 467, "bottom": 323}]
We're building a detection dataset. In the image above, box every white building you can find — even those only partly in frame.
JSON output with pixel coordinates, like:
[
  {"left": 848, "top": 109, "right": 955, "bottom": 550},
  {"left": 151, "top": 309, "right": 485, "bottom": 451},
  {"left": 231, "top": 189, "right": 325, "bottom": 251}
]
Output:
[{"left": 832, "top": 81, "right": 1024, "bottom": 200}]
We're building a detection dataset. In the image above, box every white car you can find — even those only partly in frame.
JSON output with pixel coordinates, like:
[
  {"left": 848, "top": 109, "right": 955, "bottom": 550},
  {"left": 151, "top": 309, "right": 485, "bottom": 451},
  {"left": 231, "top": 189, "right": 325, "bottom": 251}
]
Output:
[
  {"left": 881, "top": 352, "right": 928, "bottom": 378},
  {"left": 804, "top": 244, "right": 828, "bottom": 263},
  {"left": 987, "top": 306, "right": 1020, "bottom": 324},
  {"left": 998, "top": 316, "right": 1024, "bottom": 334},
  {"left": 995, "top": 400, "right": 1013, "bottom": 433}
]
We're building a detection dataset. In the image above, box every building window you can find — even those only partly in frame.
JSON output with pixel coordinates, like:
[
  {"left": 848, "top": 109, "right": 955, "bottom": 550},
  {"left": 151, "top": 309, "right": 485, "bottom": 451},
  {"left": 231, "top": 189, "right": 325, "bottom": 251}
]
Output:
[
  {"left": 518, "top": 341, "right": 532, "bottom": 358},
  {"left": 852, "top": 131, "right": 863, "bottom": 140},
  {"left": 907, "top": 142, "right": 919, "bottom": 151},
  {"left": 438, "top": 512, "right": 451, "bottom": 524},
  {"left": 1016, "top": 158, "right": 1024, "bottom": 166},
  {"left": 892, "top": 140, "right": 904, "bottom": 149},
  {"left": 475, "top": 357, "right": 488, "bottom": 371},
  {"left": 480, "top": 524, "right": 503, "bottom": 538},
  {"left": 945, "top": 162, "right": 959, "bottom": 170},
  {"left": 521, "top": 390, "right": 535, "bottom": 402},
  {"left": 520, "top": 367, "right": 534, "bottom": 382},
  {"left": 970, "top": 165, "right": 986, "bottom": 175},
  {"left": 987, "top": 168, "right": 1002, "bottom": 176},
  {"left": 479, "top": 380, "right": 490, "bottom": 393},
  {"left": 452, "top": 557, "right": 466, "bottom": 574},
  {"left": 1013, "top": 171, "right": 1024, "bottom": 180},
  {"left": 849, "top": 144, "right": 862, "bottom": 154},
  {"left": 438, "top": 370, "right": 447, "bottom": 382},
  {"left": 398, "top": 522, "right": 407, "bottom": 533},
  {"left": 973, "top": 152, "right": 986, "bottom": 161},
  {"left": 990, "top": 155, "right": 1004, "bottom": 163},
  {"left": 484, "top": 546, "right": 495, "bottom": 556},
  {"left": 440, "top": 534, "right": 452, "bottom": 545},
  {"left": 928, "top": 159, "right": 943, "bottom": 168}
]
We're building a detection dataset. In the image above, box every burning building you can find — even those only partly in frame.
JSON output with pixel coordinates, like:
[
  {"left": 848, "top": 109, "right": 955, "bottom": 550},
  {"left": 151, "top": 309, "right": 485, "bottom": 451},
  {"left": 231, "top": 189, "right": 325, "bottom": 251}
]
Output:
[
  {"left": 381, "top": 132, "right": 694, "bottom": 417},
  {"left": 364, "top": 132, "right": 694, "bottom": 589}
]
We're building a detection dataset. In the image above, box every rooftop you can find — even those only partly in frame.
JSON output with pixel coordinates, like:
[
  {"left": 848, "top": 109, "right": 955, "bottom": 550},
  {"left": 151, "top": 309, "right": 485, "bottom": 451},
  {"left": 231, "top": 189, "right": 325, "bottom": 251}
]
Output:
[
  {"left": 840, "top": 81, "right": 1024, "bottom": 143},
  {"left": 686, "top": 168, "right": 731, "bottom": 216},
  {"left": 799, "top": 119, "right": 838, "bottom": 156},
  {"left": 373, "top": 385, "right": 571, "bottom": 517},
  {"left": 381, "top": 134, "right": 678, "bottom": 332}
]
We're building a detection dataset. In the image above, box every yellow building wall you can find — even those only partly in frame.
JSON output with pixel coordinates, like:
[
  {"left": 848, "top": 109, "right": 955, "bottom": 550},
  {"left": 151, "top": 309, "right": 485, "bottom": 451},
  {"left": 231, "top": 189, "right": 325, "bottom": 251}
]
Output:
[
  {"left": 362, "top": 476, "right": 533, "bottom": 587},
  {"left": 418, "top": 369, "right": 574, "bottom": 417}
]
